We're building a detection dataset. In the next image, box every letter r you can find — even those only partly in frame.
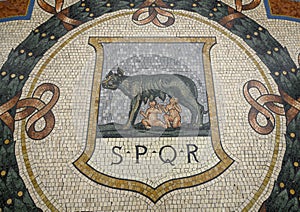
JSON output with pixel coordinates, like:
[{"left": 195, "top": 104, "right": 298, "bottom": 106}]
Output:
[{"left": 187, "top": 144, "right": 199, "bottom": 163}]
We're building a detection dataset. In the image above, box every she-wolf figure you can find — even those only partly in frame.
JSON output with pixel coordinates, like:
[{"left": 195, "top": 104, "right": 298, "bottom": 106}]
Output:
[{"left": 101, "top": 68, "right": 207, "bottom": 129}]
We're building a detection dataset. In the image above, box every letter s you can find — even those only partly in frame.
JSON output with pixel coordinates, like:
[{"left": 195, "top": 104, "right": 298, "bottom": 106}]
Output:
[{"left": 112, "top": 146, "right": 123, "bottom": 165}]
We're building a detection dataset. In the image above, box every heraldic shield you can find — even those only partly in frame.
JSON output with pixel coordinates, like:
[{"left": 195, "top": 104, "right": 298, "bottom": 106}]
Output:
[{"left": 73, "top": 37, "right": 234, "bottom": 203}]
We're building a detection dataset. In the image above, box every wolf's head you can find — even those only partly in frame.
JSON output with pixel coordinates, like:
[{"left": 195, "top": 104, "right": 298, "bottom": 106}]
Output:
[{"left": 102, "top": 68, "right": 125, "bottom": 90}]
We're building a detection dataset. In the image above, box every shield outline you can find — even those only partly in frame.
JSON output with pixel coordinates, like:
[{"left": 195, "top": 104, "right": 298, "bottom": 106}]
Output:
[{"left": 73, "top": 37, "right": 234, "bottom": 203}]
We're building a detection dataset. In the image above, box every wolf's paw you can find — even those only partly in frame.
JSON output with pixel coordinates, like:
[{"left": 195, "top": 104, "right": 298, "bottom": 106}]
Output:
[
  {"left": 122, "top": 124, "right": 132, "bottom": 130},
  {"left": 191, "top": 123, "right": 203, "bottom": 129}
]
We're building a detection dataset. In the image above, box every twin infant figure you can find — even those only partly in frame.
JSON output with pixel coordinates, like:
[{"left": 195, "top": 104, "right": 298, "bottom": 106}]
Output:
[{"left": 140, "top": 97, "right": 182, "bottom": 129}]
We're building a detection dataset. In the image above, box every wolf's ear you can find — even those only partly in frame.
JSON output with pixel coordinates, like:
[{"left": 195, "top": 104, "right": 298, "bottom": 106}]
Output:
[
  {"left": 108, "top": 70, "right": 113, "bottom": 76},
  {"left": 117, "top": 67, "right": 124, "bottom": 76}
]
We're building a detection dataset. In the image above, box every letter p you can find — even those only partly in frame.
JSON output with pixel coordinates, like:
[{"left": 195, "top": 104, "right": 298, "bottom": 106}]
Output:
[{"left": 135, "top": 145, "right": 147, "bottom": 164}]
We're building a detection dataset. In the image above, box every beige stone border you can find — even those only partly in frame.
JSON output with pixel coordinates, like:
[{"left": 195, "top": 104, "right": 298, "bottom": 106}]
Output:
[
  {"left": 73, "top": 36, "right": 234, "bottom": 203},
  {"left": 19, "top": 10, "right": 282, "bottom": 210}
]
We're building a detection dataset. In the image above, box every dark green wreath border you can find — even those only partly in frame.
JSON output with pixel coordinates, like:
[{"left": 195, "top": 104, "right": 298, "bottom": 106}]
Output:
[{"left": 0, "top": 0, "right": 299, "bottom": 211}]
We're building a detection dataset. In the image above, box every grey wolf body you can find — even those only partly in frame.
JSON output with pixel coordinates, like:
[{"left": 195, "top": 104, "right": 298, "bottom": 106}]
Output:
[{"left": 102, "top": 68, "right": 206, "bottom": 129}]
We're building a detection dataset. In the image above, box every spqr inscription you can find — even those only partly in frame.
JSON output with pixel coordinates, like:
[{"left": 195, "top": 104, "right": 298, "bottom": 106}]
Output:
[{"left": 111, "top": 144, "right": 201, "bottom": 165}]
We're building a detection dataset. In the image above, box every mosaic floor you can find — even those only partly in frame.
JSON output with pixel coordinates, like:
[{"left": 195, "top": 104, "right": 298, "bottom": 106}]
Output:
[{"left": 0, "top": 0, "right": 300, "bottom": 211}]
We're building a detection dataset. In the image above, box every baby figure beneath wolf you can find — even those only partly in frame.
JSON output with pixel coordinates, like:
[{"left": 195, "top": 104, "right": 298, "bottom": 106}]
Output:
[{"left": 140, "top": 98, "right": 182, "bottom": 129}]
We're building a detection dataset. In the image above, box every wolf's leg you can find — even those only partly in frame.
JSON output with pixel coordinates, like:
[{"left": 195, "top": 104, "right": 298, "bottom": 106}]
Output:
[
  {"left": 179, "top": 97, "right": 199, "bottom": 126},
  {"left": 188, "top": 102, "right": 205, "bottom": 127},
  {"left": 189, "top": 103, "right": 199, "bottom": 126},
  {"left": 124, "top": 95, "right": 142, "bottom": 129},
  {"left": 197, "top": 103, "right": 204, "bottom": 126}
]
